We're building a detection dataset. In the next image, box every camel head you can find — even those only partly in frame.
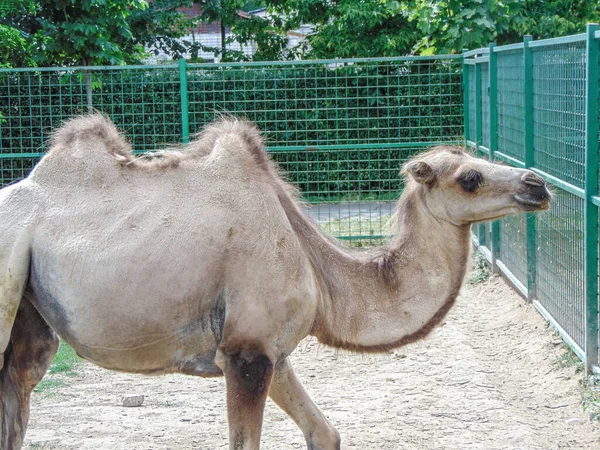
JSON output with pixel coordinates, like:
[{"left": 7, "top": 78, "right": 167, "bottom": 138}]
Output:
[{"left": 403, "top": 146, "right": 552, "bottom": 226}]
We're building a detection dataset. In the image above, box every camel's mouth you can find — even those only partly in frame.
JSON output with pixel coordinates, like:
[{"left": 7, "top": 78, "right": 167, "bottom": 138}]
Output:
[{"left": 514, "top": 193, "right": 552, "bottom": 211}]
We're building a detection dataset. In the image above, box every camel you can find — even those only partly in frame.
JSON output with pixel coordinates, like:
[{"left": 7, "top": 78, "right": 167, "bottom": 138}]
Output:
[{"left": 0, "top": 115, "right": 551, "bottom": 450}]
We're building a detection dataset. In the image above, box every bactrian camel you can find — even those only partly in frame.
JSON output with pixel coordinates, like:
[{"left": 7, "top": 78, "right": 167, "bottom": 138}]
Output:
[{"left": 0, "top": 115, "right": 551, "bottom": 449}]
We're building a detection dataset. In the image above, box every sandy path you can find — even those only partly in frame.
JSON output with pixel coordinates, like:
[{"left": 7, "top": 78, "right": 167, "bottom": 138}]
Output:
[{"left": 24, "top": 276, "right": 600, "bottom": 449}]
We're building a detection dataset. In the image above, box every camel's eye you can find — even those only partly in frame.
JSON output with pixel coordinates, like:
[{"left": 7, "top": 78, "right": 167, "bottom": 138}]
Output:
[{"left": 457, "top": 170, "right": 483, "bottom": 193}]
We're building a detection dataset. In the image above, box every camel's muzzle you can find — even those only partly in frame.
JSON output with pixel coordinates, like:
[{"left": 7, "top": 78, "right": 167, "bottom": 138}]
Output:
[{"left": 514, "top": 172, "right": 552, "bottom": 211}]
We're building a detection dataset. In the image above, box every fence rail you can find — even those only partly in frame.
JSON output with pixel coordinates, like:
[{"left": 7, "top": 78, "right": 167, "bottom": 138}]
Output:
[{"left": 465, "top": 24, "right": 599, "bottom": 374}]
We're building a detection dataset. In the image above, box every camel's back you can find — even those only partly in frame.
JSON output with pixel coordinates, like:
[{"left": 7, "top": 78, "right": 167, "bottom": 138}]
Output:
[{"left": 21, "top": 116, "right": 318, "bottom": 374}]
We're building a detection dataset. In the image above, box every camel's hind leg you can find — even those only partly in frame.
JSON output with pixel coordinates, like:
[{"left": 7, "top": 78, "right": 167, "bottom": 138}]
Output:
[
  {"left": 0, "top": 296, "right": 59, "bottom": 449},
  {"left": 269, "top": 359, "right": 340, "bottom": 450},
  {"left": 218, "top": 346, "right": 274, "bottom": 450}
]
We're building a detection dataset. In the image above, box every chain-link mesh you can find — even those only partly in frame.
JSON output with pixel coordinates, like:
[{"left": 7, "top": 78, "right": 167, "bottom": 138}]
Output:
[
  {"left": 480, "top": 63, "right": 490, "bottom": 149},
  {"left": 497, "top": 49, "right": 525, "bottom": 161},
  {"left": 466, "top": 34, "right": 595, "bottom": 364},
  {"left": 468, "top": 65, "right": 477, "bottom": 141},
  {"left": 532, "top": 41, "right": 586, "bottom": 189},
  {"left": 0, "top": 57, "right": 463, "bottom": 246},
  {"left": 0, "top": 66, "right": 183, "bottom": 186},
  {"left": 498, "top": 214, "right": 528, "bottom": 287},
  {"left": 536, "top": 190, "right": 585, "bottom": 348}
]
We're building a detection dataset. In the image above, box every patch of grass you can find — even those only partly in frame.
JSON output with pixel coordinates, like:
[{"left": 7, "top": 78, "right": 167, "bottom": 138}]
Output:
[
  {"left": 468, "top": 250, "right": 491, "bottom": 284},
  {"left": 554, "top": 346, "right": 600, "bottom": 422},
  {"left": 33, "top": 378, "right": 66, "bottom": 394},
  {"left": 48, "top": 341, "right": 81, "bottom": 376},
  {"left": 554, "top": 346, "right": 584, "bottom": 373},
  {"left": 582, "top": 376, "right": 600, "bottom": 422},
  {"left": 33, "top": 341, "right": 81, "bottom": 396}
]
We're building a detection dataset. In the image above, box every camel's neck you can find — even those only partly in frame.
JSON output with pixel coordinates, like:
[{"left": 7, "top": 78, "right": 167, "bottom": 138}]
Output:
[{"left": 304, "top": 184, "right": 472, "bottom": 352}]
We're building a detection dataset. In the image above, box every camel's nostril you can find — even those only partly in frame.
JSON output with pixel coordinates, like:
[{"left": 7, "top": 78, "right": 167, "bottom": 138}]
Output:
[{"left": 522, "top": 172, "right": 545, "bottom": 187}]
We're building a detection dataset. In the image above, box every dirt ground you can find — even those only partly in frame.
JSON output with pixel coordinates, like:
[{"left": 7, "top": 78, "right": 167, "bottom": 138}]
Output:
[{"left": 24, "top": 276, "right": 600, "bottom": 450}]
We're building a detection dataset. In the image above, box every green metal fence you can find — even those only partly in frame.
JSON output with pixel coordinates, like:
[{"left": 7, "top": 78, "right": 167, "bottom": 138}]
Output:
[
  {"left": 0, "top": 56, "right": 464, "bottom": 246},
  {"left": 464, "top": 24, "right": 600, "bottom": 374}
]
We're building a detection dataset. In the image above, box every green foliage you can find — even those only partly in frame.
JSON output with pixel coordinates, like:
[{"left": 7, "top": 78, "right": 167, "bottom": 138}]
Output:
[
  {"left": 261, "top": 0, "right": 600, "bottom": 58},
  {"left": 1, "top": 0, "right": 149, "bottom": 66},
  {"left": 0, "top": 0, "right": 200, "bottom": 67},
  {"left": 411, "top": 0, "right": 600, "bottom": 54},
  {"left": 49, "top": 341, "right": 81, "bottom": 376},
  {"left": 410, "top": 0, "right": 501, "bottom": 54},
  {"left": 3, "top": 0, "right": 598, "bottom": 66},
  {"left": 582, "top": 375, "right": 600, "bottom": 422},
  {"left": 0, "top": 24, "right": 34, "bottom": 68},
  {"left": 554, "top": 346, "right": 600, "bottom": 422},
  {"left": 32, "top": 341, "right": 81, "bottom": 396},
  {"left": 555, "top": 346, "right": 584, "bottom": 372},
  {"left": 469, "top": 250, "right": 491, "bottom": 284},
  {"left": 268, "top": 0, "right": 417, "bottom": 58},
  {"left": 129, "top": 0, "right": 201, "bottom": 61},
  {"left": 188, "top": 0, "right": 298, "bottom": 62}
]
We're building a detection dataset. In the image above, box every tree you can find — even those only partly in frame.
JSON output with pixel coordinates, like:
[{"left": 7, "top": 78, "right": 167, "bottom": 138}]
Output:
[
  {"left": 129, "top": 0, "right": 203, "bottom": 61},
  {"left": 499, "top": 0, "right": 600, "bottom": 44},
  {"left": 185, "top": 0, "right": 295, "bottom": 62},
  {"left": 266, "top": 0, "right": 418, "bottom": 58},
  {"left": 0, "top": 24, "right": 34, "bottom": 68},
  {"left": 0, "top": 0, "right": 200, "bottom": 67},
  {"left": 409, "top": 0, "right": 600, "bottom": 54},
  {"left": 0, "top": 0, "right": 36, "bottom": 68},
  {"left": 266, "top": 0, "right": 600, "bottom": 58}
]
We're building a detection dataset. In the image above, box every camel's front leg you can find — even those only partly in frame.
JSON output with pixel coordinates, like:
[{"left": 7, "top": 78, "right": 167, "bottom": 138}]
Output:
[
  {"left": 269, "top": 358, "right": 340, "bottom": 450},
  {"left": 218, "top": 346, "right": 274, "bottom": 450}
]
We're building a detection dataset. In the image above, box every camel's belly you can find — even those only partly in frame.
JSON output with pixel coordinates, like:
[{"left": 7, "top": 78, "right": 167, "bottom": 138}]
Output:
[{"left": 27, "top": 250, "right": 226, "bottom": 376}]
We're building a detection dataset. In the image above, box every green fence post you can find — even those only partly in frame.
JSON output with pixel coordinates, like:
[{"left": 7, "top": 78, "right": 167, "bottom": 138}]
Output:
[
  {"left": 489, "top": 43, "right": 500, "bottom": 272},
  {"left": 179, "top": 58, "right": 190, "bottom": 144},
  {"left": 475, "top": 60, "right": 486, "bottom": 246},
  {"left": 523, "top": 35, "right": 536, "bottom": 302},
  {"left": 462, "top": 49, "right": 470, "bottom": 144},
  {"left": 584, "top": 24, "right": 599, "bottom": 373}
]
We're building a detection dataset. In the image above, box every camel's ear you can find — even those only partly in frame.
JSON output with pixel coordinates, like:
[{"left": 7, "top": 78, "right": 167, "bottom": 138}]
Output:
[{"left": 405, "top": 161, "right": 436, "bottom": 185}]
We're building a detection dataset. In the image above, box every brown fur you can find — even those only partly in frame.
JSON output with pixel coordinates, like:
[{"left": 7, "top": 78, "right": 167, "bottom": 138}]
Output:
[{"left": 222, "top": 347, "right": 274, "bottom": 450}]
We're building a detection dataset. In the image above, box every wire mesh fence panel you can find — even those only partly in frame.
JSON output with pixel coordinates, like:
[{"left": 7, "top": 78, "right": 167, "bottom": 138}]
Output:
[
  {"left": 498, "top": 214, "right": 528, "bottom": 287},
  {"left": 468, "top": 65, "right": 477, "bottom": 142},
  {"left": 532, "top": 41, "right": 586, "bottom": 189},
  {"left": 186, "top": 59, "right": 464, "bottom": 146},
  {"left": 465, "top": 31, "right": 599, "bottom": 370},
  {"left": 598, "top": 53, "right": 600, "bottom": 192},
  {"left": 185, "top": 57, "right": 464, "bottom": 243},
  {"left": 480, "top": 63, "right": 491, "bottom": 149},
  {"left": 535, "top": 188, "right": 585, "bottom": 349},
  {"left": 0, "top": 66, "right": 184, "bottom": 186},
  {"left": 496, "top": 49, "right": 525, "bottom": 161},
  {"left": 0, "top": 69, "right": 87, "bottom": 185},
  {"left": 91, "top": 68, "right": 182, "bottom": 150}
]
